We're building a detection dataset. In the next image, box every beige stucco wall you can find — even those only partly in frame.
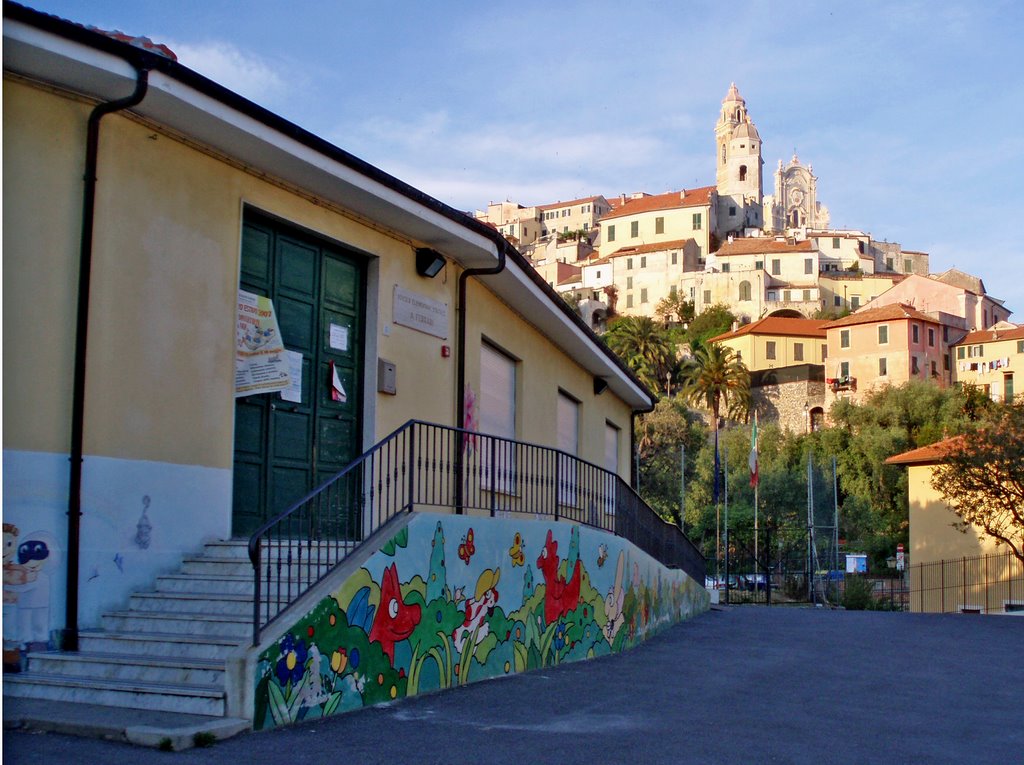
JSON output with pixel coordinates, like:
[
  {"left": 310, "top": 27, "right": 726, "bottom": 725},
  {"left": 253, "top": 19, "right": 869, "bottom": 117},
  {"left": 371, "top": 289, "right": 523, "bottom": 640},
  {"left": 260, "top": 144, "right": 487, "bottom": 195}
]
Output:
[
  {"left": 717, "top": 333, "right": 826, "bottom": 371},
  {"left": 462, "top": 280, "right": 634, "bottom": 473},
  {"left": 601, "top": 205, "right": 710, "bottom": 259},
  {"left": 953, "top": 335, "right": 1022, "bottom": 402},
  {"left": 4, "top": 76, "right": 636, "bottom": 480}
]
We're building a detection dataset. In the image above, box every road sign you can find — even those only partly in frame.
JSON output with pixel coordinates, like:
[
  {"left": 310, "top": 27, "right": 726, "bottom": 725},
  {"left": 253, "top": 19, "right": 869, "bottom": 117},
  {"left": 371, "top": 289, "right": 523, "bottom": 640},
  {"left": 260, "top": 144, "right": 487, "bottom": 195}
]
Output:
[{"left": 896, "top": 544, "right": 905, "bottom": 571}]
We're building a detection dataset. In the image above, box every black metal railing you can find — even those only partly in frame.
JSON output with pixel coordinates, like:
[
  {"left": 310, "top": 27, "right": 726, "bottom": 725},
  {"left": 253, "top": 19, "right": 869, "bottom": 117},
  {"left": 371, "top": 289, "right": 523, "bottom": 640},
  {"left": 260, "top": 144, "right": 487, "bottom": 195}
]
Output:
[
  {"left": 910, "top": 551, "right": 1024, "bottom": 614},
  {"left": 248, "top": 419, "right": 705, "bottom": 644}
]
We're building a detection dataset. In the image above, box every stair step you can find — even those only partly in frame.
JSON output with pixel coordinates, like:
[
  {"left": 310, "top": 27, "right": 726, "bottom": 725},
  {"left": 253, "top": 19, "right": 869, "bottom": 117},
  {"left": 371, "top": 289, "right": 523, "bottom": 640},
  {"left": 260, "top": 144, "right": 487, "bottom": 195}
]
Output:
[
  {"left": 129, "top": 591, "right": 255, "bottom": 617},
  {"left": 180, "top": 556, "right": 256, "bottom": 577},
  {"left": 79, "top": 630, "right": 244, "bottom": 661},
  {"left": 26, "top": 651, "right": 225, "bottom": 685},
  {"left": 155, "top": 573, "right": 254, "bottom": 596},
  {"left": 101, "top": 610, "right": 251, "bottom": 640},
  {"left": 4, "top": 672, "right": 225, "bottom": 716}
]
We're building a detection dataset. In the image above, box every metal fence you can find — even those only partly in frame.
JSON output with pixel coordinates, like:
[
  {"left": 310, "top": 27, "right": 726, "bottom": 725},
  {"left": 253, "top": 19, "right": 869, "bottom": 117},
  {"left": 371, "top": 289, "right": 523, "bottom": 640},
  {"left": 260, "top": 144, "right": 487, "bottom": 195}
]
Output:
[
  {"left": 910, "top": 551, "right": 1024, "bottom": 614},
  {"left": 248, "top": 419, "right": 705, "bottom": 644}
]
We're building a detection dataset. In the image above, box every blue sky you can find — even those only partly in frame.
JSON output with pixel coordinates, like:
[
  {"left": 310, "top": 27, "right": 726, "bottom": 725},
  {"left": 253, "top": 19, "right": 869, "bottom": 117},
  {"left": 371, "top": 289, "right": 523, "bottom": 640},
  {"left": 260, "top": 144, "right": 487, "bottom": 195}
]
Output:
[{"left": 35, "top": 1, "right": 1024, "bottom": 314}]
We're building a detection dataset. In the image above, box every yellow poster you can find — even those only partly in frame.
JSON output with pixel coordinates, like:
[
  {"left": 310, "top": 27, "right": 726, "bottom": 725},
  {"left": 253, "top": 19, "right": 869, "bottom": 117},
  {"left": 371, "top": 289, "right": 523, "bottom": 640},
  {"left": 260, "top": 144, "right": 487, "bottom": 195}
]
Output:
[{"left": 235, "top": 290, "right": 291, "bottom": 397}]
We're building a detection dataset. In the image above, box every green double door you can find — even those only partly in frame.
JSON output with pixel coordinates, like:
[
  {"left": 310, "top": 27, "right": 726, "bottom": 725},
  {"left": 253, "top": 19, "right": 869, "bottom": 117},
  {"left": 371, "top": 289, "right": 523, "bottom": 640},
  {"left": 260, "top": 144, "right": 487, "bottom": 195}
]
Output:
[{"left": 232, "top": 212, "right": 365, "bottom": 537}]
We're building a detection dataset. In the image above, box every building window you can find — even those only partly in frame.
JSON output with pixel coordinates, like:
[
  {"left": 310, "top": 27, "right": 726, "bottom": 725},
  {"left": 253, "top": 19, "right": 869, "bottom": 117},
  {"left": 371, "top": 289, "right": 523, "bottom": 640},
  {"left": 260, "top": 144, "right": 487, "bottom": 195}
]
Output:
[
  {"left": 557, "top": 392, "right": 580, "bottom": 504},
  {"left": 626, "top": 277, "right": 633, "bottom": 289},
  {"left": 904, "top": 258, "right": 912, "bottom": 273},
  {"left": 722, "top": 263, "right": 731, "bottom": 273},
  {"left": 767, "top": 290, "right": 777, "bottom": 301},
  {"left": 833, "top": 237, "right": 840, "bottom": 249},
  {"left": 944, "top": 355, "right": 950, "bottom": 371},
  {"left": 608, "top": 225, "right": 615, "bottom": 242},
  {"left": 480, "top": 343, "right": 517, "bottom": 490},
  {"left": 794, "top": 343, "right": 804, "bottom": 361},
  {"left": 984, "top": 309, "right": 989, "bottom": 327},
  {"left": 834, "top": 296, "right": 841, "bottom": 307},
  {"left": 631, "top": 221, "right": 639, "bottom": 238},
  {"left": 692, "top": 213, "right": 702, "bottom": 230},
  {"left": 840, "top": 329, "right": 850, "bottom": 349},
  {"left": 703, "top": 290, "right": 712, "bottom": 304},
  {"left": 805, "top": 258, "right": 813, "bottom": 274},
  {"left": 943, "top": 326, "right": 949, "bottom": 343},
  {"left": 851, "top": 296, "right": 860, "bottom": 309},
  {"left": 822, "top": 344, "right": 828, "bottom": 360},
  {"left": 1018, "top": 340, "right": 1024, "bottom": 353},
  {"left": 671, "top": 252, "right": 678, "bottom": 265},
  {"left": 626, "top": 294, "right": 633, "bottom": 308},
  {"left": 783, "top": 290, "right": 792, "bottom": 302},
  {"left": 627, "top": 258, "right": 633, "bottom": 270},
  {"left": 690, "top": 287, "right": 695, "bottom": 300},
  {"left": 931, "top": 360, "right": 938, "bottom": 377},
  {"left": 912, "top": 324, "right": 920, "bottom": 344},
  {"left": 640, "top": 256, "right": 646, "bottom": 268},
  {"left": 879, "top": 357, "right": 887, "bottom": 376},
  {"left": 655, "top": 217, "right": 665, "bottom": 234},
  {"left": 641, "top": 288, "right": 648, "bottom": 304},
  {"left": 766, "top": 341, "right": 777, "bottom": 360},
  {"left": 595, "top": 270, "right": 601, "bottom": 279},
  {"left": 739, "top": 281, "right": 752, "bottom": 301},
  {"left": 729, "top": 206, "right": 737, "bottom": 217},
  {"left": 911, "top": 356, "right": 920, "bottom": 375},
  {"left": 739, "top": 165, "right": 747, "bottom": 182},
  {"left": 1005, "top": 373, "right": 1015, "bottom": 403},
  {"left": 886, "top": 257, "right": 894, "bottom": 271},
  {"left": 670, "top": 285, "right": 677, "bottom": 297},
  {"left": 878, "top": 325, "right": 889, "bottom": 345},
  {"left": 771, "top": 259, "right": 781, "bottom": 275},
  {"left": 802, "top": 289, "right": 811, "bottom": 302},
  {"left": 755, "top": 260, "right": 763, "bottom": 270},
  {"left": 928, "top": 327, "right": 935, "bottom": 347},
  {"left": 840, "top": 361, "right": 850, "bottom": 377}
]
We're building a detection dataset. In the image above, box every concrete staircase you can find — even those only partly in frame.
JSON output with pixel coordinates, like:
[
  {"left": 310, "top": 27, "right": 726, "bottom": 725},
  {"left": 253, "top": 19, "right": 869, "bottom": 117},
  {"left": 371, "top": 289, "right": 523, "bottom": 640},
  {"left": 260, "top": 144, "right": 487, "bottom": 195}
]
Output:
[{"left": 4, "top": 540, "right": 258, "bottom": 719}]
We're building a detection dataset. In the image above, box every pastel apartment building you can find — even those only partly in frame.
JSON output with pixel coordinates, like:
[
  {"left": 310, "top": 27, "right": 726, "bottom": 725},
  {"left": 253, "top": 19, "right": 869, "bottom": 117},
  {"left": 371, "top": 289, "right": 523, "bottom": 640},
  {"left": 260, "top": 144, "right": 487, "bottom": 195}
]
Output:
[{"left": 952, "top": 323, "right": 1024, "bottom": 403}]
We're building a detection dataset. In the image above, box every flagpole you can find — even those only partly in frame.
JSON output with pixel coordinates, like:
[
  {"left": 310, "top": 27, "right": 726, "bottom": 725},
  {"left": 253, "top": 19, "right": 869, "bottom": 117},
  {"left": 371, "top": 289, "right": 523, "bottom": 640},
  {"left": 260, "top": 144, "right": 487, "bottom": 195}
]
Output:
[
  {"left": 753, "top": 413, "right": 759, "bottom": 574},
  {"left": 724, "top": 441, "right": 729, "bottom": 605}
]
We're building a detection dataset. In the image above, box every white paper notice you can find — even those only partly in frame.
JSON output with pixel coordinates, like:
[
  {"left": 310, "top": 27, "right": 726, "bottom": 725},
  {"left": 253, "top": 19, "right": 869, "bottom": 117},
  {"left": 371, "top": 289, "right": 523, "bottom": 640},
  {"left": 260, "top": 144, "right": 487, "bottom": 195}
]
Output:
[
  {"left": 280, "top": 351, "right": 303, "bottom": 403},
  {"left": 329, "top": 324, "right": 349, "bottom": 352}
]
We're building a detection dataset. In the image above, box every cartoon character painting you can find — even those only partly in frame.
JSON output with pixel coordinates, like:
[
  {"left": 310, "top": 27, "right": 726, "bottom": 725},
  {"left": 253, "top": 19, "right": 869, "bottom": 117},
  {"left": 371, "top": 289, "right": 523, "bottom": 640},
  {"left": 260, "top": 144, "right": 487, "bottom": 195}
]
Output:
[
  {"left": 536, "top": 529, "right": 581, "bottom": 625},
  {"left": 368, "top": 564, "right": 421, "bottom": 665},
  {"left": 508, "top": 532, "right": 525, "bottom": 566},
  {"left": 452, "top": 568, "right": 500, "bottom": 653}
]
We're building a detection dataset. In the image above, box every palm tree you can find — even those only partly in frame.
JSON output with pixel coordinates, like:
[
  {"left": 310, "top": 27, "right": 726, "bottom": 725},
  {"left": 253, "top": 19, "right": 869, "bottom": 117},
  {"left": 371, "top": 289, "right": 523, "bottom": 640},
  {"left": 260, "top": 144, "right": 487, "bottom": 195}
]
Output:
[
  {"left": 679, "top": 343, "right": 750, "bottom": 431},
  {"left": 604, "top": 316, "right": 675, "bottom": 394}
]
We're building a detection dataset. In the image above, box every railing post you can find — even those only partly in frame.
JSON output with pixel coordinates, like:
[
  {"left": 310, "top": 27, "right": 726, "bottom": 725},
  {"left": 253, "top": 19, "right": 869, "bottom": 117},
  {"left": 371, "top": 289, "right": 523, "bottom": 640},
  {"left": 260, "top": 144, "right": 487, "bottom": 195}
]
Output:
[
  {"left": 251, "top": 541, "right": 262, "bottom": 647},
  {"left": 407, "top": 426, "right": 416, "bottom": 513},
  {"left": 553, "top": 452, "right": 560, "bottom": 522},
  {"left": 489, "top": 436, "right": 497, "bottom": 517}
]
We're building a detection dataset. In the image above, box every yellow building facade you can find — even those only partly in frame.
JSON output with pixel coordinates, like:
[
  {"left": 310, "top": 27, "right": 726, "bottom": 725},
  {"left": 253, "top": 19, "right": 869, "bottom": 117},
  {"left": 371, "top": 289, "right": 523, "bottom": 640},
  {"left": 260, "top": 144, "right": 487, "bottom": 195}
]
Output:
[
  {"left": 3, "top": 15, "right": 651, "bottom": 646},
  {"left": 952, "top": 324, "right": 1024, "bottom": 403}
]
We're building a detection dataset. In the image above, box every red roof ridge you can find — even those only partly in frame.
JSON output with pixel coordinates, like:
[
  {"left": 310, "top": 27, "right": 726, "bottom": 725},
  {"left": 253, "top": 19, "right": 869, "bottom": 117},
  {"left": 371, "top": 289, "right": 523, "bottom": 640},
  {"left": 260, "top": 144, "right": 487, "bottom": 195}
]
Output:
[{"left": 885, "top": 435, "right": 967, "bottom": 466}]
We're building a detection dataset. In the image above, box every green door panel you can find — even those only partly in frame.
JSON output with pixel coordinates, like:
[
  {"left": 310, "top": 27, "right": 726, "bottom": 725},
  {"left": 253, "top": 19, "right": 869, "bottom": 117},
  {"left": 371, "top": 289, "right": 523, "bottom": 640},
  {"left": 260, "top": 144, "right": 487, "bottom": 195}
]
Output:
[{"left": 232, "top": 212, "right": 365, "bottom": 537}]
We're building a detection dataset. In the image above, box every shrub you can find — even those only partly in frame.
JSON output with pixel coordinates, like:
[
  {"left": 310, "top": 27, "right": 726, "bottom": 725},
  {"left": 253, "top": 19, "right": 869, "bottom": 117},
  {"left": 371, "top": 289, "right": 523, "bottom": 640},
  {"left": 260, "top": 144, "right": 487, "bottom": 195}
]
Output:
[{"left": 841, "top": 576, "right": 873, "bottom": 610}]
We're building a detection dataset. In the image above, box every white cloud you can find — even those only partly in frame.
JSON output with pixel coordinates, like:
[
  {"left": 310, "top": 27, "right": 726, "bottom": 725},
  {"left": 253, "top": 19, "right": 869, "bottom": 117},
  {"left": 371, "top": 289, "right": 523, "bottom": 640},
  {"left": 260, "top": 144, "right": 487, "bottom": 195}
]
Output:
[{"left": 165, "top": 39, "right": 288, "bottom": 106}]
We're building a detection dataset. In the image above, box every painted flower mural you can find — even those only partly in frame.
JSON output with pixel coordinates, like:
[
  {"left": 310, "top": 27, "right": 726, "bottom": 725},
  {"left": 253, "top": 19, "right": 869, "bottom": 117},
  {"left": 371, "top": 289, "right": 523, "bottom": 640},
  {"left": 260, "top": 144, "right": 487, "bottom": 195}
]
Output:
[{"left": 254, "top": 514, "right": 708, "bottom": 730}]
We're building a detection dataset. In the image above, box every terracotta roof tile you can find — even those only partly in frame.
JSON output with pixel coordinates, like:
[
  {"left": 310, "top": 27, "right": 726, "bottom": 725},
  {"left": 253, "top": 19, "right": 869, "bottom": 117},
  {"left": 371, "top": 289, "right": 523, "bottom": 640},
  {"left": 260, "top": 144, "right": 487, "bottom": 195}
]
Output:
[
  {"left": 715, "top": 238, "right": 814, "bottom": 256},
  {"left": 599, "top": 186, "right": 714, "bottom": 220},
  {"left": 822, "top": 303, "right": 939, "bottom": 329},
  {"left": 710, "top": 317, "right": 829, "bottom": 343},
  {"left": 538, "top": 195, "right": 607, "bottom": 211},
  {"left": 885, "top": 436, "right": 966, "bottom": 466},
  {"left": 606, "top": 239, "right": 693, "bottom": 257},
  {"left": 956, "top": 325, "right": 1024, "bottom": 345}
]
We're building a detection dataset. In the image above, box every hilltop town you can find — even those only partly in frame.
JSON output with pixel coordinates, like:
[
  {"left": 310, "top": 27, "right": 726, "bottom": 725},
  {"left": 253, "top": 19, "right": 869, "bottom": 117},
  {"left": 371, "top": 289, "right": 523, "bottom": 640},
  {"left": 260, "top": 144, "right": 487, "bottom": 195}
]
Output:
[{"left": 475, "top": 84, "right": 1020, "bottom": 429}]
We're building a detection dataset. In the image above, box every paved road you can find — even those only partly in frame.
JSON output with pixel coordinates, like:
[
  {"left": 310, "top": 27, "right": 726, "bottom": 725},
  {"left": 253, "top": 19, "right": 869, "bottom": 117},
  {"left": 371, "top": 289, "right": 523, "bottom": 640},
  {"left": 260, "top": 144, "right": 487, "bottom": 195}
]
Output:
[{"left": 5, "top": 607, "right": 1022, "bottom": 764}]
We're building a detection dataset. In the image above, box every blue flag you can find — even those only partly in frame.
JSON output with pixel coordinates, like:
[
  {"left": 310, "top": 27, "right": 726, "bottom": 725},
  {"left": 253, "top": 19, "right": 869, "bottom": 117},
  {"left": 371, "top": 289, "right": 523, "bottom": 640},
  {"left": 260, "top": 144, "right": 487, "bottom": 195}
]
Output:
[{"left": 713, "top": 429, "right": 721, "bottom": 504}]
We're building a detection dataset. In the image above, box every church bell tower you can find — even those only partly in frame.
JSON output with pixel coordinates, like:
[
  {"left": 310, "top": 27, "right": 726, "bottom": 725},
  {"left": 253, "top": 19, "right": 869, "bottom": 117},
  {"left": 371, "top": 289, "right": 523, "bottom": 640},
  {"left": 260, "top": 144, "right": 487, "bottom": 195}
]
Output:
[{"left": 715, "top": 83, "right": 764, "bottom": 234}]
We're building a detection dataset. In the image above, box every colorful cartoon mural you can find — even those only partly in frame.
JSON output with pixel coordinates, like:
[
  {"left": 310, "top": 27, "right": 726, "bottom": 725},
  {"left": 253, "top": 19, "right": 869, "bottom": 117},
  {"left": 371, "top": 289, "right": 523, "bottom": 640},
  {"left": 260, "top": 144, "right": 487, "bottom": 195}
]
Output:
[{"left": 253, "top": 514, "right": 708, "bottom": 730}]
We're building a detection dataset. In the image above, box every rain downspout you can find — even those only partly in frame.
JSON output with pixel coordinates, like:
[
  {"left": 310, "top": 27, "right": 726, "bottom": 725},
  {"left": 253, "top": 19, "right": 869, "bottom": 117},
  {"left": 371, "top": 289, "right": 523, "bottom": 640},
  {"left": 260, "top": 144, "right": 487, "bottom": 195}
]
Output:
[
  {"left": 65, "top": 66, "right": 150, "bottom": 652},
  {"left": 454, "top": 242, "right": 508, "bottom": 513}
]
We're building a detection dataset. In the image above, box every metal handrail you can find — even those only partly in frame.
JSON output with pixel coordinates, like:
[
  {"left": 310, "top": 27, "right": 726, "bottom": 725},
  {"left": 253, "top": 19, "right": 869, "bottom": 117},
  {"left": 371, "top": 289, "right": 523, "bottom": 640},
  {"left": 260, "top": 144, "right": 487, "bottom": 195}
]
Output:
[{"left": 248, "top": 419, "right": 705, "bottom": 645}]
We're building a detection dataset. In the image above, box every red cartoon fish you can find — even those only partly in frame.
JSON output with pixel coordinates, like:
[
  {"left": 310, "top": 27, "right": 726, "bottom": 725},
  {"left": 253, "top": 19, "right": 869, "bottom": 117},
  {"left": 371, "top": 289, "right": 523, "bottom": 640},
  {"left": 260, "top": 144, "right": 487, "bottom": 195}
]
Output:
[{"left": 368, "top": 563, "right": 421, "bottom": 665}]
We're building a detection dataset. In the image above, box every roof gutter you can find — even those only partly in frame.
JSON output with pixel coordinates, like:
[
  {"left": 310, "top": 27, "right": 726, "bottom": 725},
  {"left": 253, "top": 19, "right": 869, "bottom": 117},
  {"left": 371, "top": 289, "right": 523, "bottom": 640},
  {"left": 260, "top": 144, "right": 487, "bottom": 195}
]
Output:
[{"left": 64, "top": 64, "right": 150, "bottom": 652}]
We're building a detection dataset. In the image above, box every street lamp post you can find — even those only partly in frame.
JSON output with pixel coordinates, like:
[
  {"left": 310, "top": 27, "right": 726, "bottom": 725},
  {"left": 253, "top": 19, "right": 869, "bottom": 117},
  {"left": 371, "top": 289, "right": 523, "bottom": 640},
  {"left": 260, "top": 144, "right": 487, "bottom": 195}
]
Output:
[{"left": 804, "top": 401, "right": 809, "bottom": 434}]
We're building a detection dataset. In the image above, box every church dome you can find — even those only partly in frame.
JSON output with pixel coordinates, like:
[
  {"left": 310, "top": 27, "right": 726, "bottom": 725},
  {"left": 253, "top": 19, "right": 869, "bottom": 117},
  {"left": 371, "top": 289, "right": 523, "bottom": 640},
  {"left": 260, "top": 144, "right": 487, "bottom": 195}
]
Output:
[{"left": 733, "top": 121, "right": 760, "bottom": 141}]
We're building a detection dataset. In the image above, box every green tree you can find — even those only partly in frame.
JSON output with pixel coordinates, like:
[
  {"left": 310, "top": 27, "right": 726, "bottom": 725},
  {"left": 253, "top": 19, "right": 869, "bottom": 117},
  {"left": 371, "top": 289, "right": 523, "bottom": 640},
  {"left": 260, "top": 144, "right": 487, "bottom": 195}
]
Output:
[
  {"left": 603, "top": 316, "right": 676, "bottom": 394},
  {"left": 654, "top": 293, "right": 694, "bottom": 327},
  {"left": 685, "top": 303, "right": 735, "bottom": 352},
  {"left": 679, "top": 343, "right": 750, "bottom": 430},
  {"left": 931, "top": 402, "right": 1024, "bottom": 564},
  {"left": 635, "top": 398, "right": 708, "bottom": 525}
]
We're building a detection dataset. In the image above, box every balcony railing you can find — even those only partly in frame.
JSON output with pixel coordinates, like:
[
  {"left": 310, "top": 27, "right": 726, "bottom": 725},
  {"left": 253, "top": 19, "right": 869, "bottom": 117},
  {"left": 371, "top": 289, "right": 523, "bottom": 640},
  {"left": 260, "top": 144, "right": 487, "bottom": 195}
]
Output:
[{"left": 248, "top": 419, "right": 705, "bottom": 644}]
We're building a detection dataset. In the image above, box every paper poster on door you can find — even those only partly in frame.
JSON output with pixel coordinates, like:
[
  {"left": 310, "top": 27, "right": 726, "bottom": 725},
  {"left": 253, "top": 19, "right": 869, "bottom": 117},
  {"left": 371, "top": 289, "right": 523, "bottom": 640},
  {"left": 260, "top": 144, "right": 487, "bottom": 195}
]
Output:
[
  {"left": 235, "top": 290, "right": 291, "bottom": 397},
  {"left": 280, "top": 351, "right": 303, "bottom": 403},
  {"left": 330, "top": 361, "right": 347, "bottom": 403},
  {"left": 329, "top": 323, "right": 349, "bottom": 352}
]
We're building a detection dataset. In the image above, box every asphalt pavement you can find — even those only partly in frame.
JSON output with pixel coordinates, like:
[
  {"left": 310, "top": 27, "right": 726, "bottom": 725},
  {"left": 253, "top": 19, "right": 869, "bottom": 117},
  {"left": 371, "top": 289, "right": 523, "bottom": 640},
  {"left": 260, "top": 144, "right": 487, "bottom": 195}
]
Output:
[{"left": 4, "top": 606, "right": 1022, "bottom": 764}]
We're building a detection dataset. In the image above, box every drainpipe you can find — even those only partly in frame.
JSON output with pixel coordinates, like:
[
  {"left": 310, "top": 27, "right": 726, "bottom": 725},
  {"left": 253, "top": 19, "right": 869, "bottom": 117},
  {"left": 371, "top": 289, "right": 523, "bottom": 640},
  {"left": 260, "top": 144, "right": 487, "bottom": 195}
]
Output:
[
  {"left": 64, "top": 67, "right": 150, "bottom": 652},
  {"left": 454, "top": 242, "right": 508, "bottom": 513}
]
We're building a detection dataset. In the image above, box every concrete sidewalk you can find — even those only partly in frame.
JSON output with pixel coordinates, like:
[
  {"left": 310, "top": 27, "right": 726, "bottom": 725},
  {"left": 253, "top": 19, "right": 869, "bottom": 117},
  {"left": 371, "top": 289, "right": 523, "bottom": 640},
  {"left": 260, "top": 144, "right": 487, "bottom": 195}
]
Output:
[{"left": 5, "top": 607, "right": 1022, "bottom": 764}]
